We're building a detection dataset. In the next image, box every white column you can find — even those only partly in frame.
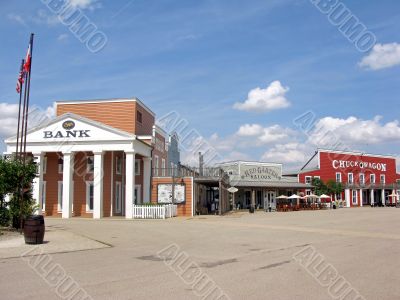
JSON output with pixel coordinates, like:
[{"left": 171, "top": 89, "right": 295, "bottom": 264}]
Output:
[
  {"left": 370, "top": 189, "right": 375, "bottom": 206},
  {"left": 32, "top": 153, "right": 44, "bottom": 215},
  {"left": 345, "top": 189, "right": 351, "bottom": 207},
  {"left": 62, "top": 152, "right": 74, "bottom": 219},
  {"left": 392, "top": 189, "right": 396, "bottom": 205},
  {"left": 359, "top": 189, "right": 363, "bottom": 207},
  {"left": 382, "top": 189, "right": 385, "bottom": 206},
  {"left": 93, "top": 152, "right": 104, "bottom": 219},
  {"left": 143, "top": 157, "right": 151, "bottom": 203},
  {"left": 125, "top": 151, "right": 136, "bottom": 219}
]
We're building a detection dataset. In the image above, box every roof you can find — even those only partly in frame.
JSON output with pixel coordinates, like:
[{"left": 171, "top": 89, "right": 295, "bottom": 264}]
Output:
[
  {"left": 317, "top": 148, "right": 397, "bottom": 160},
  {"left": 233, "top": 181, "right": 312, "bottom": 189},
  {"left": 218, "top": 160, "right": 282, "bottom": 167},
  {"left": 55, "top": 97, "right": 156, "bottom": 117}
]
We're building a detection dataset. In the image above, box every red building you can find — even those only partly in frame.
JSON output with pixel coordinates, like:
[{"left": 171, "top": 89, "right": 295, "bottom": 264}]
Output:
[{"left": 298, "top": 149, "right": 400, "bottom": 207}]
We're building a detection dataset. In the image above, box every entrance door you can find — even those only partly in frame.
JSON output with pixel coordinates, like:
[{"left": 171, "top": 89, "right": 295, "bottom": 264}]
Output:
[
  {"left": 115, "top": 181, "right": 122, "bottom": 214},
  {"left": 245, "top": 191, "right": 251, "bottom": 209},
  {"left": 256, "top": 191, "right": 263, "bottom": 209},
  {"left": 264, "top": 191, "right": 276, "bottom": 210},
  {"left": 135, "top": 185, "right": 141, "bottom": 205}
]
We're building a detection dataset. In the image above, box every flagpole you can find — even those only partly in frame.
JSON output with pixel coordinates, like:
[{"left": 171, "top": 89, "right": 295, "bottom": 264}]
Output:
[
  {"left": 15, "top": 59, "right": 25, "bottom": 161},
  {"left": 23, "top": 33, "right": 34, "bottom": 164},
  {"left": 19, "top": 68, "right": 28, "bottom": 161}
]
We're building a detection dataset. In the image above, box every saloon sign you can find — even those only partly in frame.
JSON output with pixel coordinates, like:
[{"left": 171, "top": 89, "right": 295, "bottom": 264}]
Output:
[
  {"left": 240, "top": 165, "right": 281, "bottom": 181},
  {"left": 332, "top": 160, "right": 387, "bottom": 172},
  {"left": 43, "top": 121, "right": 91, "bottom": 139}
]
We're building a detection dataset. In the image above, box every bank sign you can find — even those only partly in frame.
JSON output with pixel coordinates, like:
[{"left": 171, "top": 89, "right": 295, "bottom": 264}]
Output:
[
  {"left": 43, "top": 121, "right": 91, "bottom": 139},
  {"left": 240, "top": 164, "right": 282, "bottom": 181},
  {"left": 332, "top": 160, "right": 387, "bottom": 172}
]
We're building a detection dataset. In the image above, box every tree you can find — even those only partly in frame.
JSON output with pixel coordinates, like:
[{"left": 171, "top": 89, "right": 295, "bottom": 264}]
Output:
[
  {"left": 312, "top": 178, "right": 328, "bottom": 196},
  {"left": 0, "top": 157, "right": 37, "bottom": 228},
  {"left": 326, "top": 180, "right": 344, "bottom": 201}
]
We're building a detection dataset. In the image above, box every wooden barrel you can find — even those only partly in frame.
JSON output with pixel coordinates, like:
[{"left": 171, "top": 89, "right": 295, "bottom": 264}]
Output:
[{"left": 24, "top": 215, "right": 45, "bottom": 245}]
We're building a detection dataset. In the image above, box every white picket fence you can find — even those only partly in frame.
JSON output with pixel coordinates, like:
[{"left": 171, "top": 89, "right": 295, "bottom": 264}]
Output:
[{"left": 132, "top": 204, "right": 178, "bottom": 219}]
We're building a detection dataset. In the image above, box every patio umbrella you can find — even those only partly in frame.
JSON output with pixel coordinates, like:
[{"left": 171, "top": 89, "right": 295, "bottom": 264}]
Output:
[
  {"left": 288, "top": 194, "right": 301, "bottom": 205},
  {"left": 319, "top": 194, "right": 331, "bottom": 203},
  {"left": 276, "top": 195, "right": 289, "bottom": 199},
  {"left": 305, "top": 194, "right": 318, "bottom": 203}
]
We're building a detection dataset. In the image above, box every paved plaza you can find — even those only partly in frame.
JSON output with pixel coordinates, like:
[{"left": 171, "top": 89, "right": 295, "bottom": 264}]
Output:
[{"left": 1, "top": 208, "right": 400, "bottom": 300}]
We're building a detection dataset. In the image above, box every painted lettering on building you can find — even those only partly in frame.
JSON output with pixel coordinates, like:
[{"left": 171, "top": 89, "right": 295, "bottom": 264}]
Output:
[
  {"left": 332, "top": 160, "right": 387, "bottom": 172},
  {"left": 43, "top": 130, "right": 91, "bottom": 139}
]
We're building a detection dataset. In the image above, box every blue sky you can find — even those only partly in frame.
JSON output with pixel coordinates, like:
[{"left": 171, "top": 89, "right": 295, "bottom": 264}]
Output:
[{"left": 1, "top": 0, "right": 400, "bottom": 170}]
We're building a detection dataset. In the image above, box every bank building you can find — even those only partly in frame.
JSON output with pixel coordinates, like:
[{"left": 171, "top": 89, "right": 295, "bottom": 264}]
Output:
[{"left": 4, "top": 98, "right": 400, "bottom": 218}]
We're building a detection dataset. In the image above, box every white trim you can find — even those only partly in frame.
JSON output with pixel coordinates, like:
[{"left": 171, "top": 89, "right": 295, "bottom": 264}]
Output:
[
  {"left": 380, "top": 174, "right": 386, "bottom": 184},
  {"left": 115, "top": 181, "right": 122, "bottom": 214},
  {"left": 336, "top": 172, "right": 342, "bottom": 183},
  {"left": 86, "top": 181, "right": 94, "bottom": 212},
  {"left": 58, "top": 181, "right": 63, "bottom": 212},
  {"left": 318, "top": 148, "right": 397, "bottom": 159},
  {"left": 41, "top": 181, "right": 46, "bottom": 211},
  {"left": 348, "top": 173, "right": 354, "bottom": 184},
  {"left": 162, "top": 158, "right": 166, "bottom": 177},
  {"left": 370, "top": 174, "right": 376, "bottom": 184},
  {"left": 305, "top": 176, "right": 312, "bottom": 184},
  {"left": 43, "top": 156, "right": 47, "bottom": 174},
  {"left": 359, "top": 173, "right": 365, "bottom": 185},
  {"left": 110, "top": 151, "right": 114, "bottom": 217}
]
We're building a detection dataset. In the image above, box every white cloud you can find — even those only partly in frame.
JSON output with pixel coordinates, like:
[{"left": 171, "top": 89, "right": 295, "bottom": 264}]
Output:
[
  {"left": 359, "top": 43, "right": 400, "bottom": 70},
  {"left": 307, "top": 116, "right": 400, "bottom": 147},
  {"left": 236, "top": 124, "right": 263, "bottom": 136},
  {"left": 236, "top": 124, "right": 296, "bottom": 145},
  {"left": 233, "top": 81, "right": 291, "bottom": 112},
  {"left": 67, "top": 0, "right": 101, "bottom": 10},
  {"left": 0, "top": 103, "right": 55, "bottom": 141},
  {"left": 7, "top": 13, "right": 27, "bottom": 26},
  {"left": 58, "top": 33, "right": 69, "bottom": 42},
  {"left": 261, "top": 143, "right": 310, "bottom": 165}
]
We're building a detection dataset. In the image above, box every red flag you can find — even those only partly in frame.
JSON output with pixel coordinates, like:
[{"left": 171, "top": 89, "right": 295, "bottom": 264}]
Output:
[{"left": 23, "top": 44, "right": 31, "bottom": 73}]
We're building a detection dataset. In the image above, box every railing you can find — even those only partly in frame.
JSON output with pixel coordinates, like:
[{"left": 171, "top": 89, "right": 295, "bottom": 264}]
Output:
[
  {"left": 132, "top": 204, "right": 177, "bottom": 219},
  {"left": 153, "top": 167, "right": 226, "bottom": 178}
]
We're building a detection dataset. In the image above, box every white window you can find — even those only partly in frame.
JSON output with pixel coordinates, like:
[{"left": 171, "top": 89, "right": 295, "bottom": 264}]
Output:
[
  {"left": 162, "top": 159, "right": 166, "bottom": 176},
  {"left": 306, "top": 190, "right": 311, "bottom": 196},
  {"left": 41, "top": 181, "right": 46, "bottom": 210},
  {"left": 370, "top": 174, "right": 376, "bottom": 184},
  {"left": 115, "top": 181, "right": 122, "bottom": 213},
  {"left": 348, "top": 173, "right": 354, "bottom": 184},
  {"left": 43, "top": 156, "right": 47, "bottom": 174},
  {"left": 58, "top": 157, "right": 63, "bottom": 174},
  {"left": 352, "top": 190, "right": 357, "bottom": 204},
  {"left": 336, "top": 172, "right": 342, "bottom": 183},
  {"left": 305, "top": 176, "right": 312, "bottom": 184},
  {"left": 116, "top": 156, "right": 122, "bottom": 175},
  {"left": 380, "top": 175, "right": 385, "bottom": 184},
  {"left": 135, "top": 159, "right": 141, "bottom": 176},
  {"left": 87, "top": 156, "right": 94, "bottom": 173},
  {"left": 154, "top": 155, "right": 159, "bottom": 176},
  {"left": 86, "top": 182, "right": 94, "bottom": 212},
  {"left": 57, "top": 181, "right": 63, "bottom": 212},
  {"left": 359, "top": 173, "right": 365, "bottom": 185}
]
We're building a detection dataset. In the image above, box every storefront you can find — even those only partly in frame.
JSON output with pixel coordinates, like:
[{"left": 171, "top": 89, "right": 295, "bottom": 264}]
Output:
[
  {"left": 4, "top": 98, "right": 178, "bottom": 218},
  {"left": 219, "top": 161, "right": 312, "bottom": 210},
  {"left": 297, "top": 149, "right": 400, "bottom": 207}
]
